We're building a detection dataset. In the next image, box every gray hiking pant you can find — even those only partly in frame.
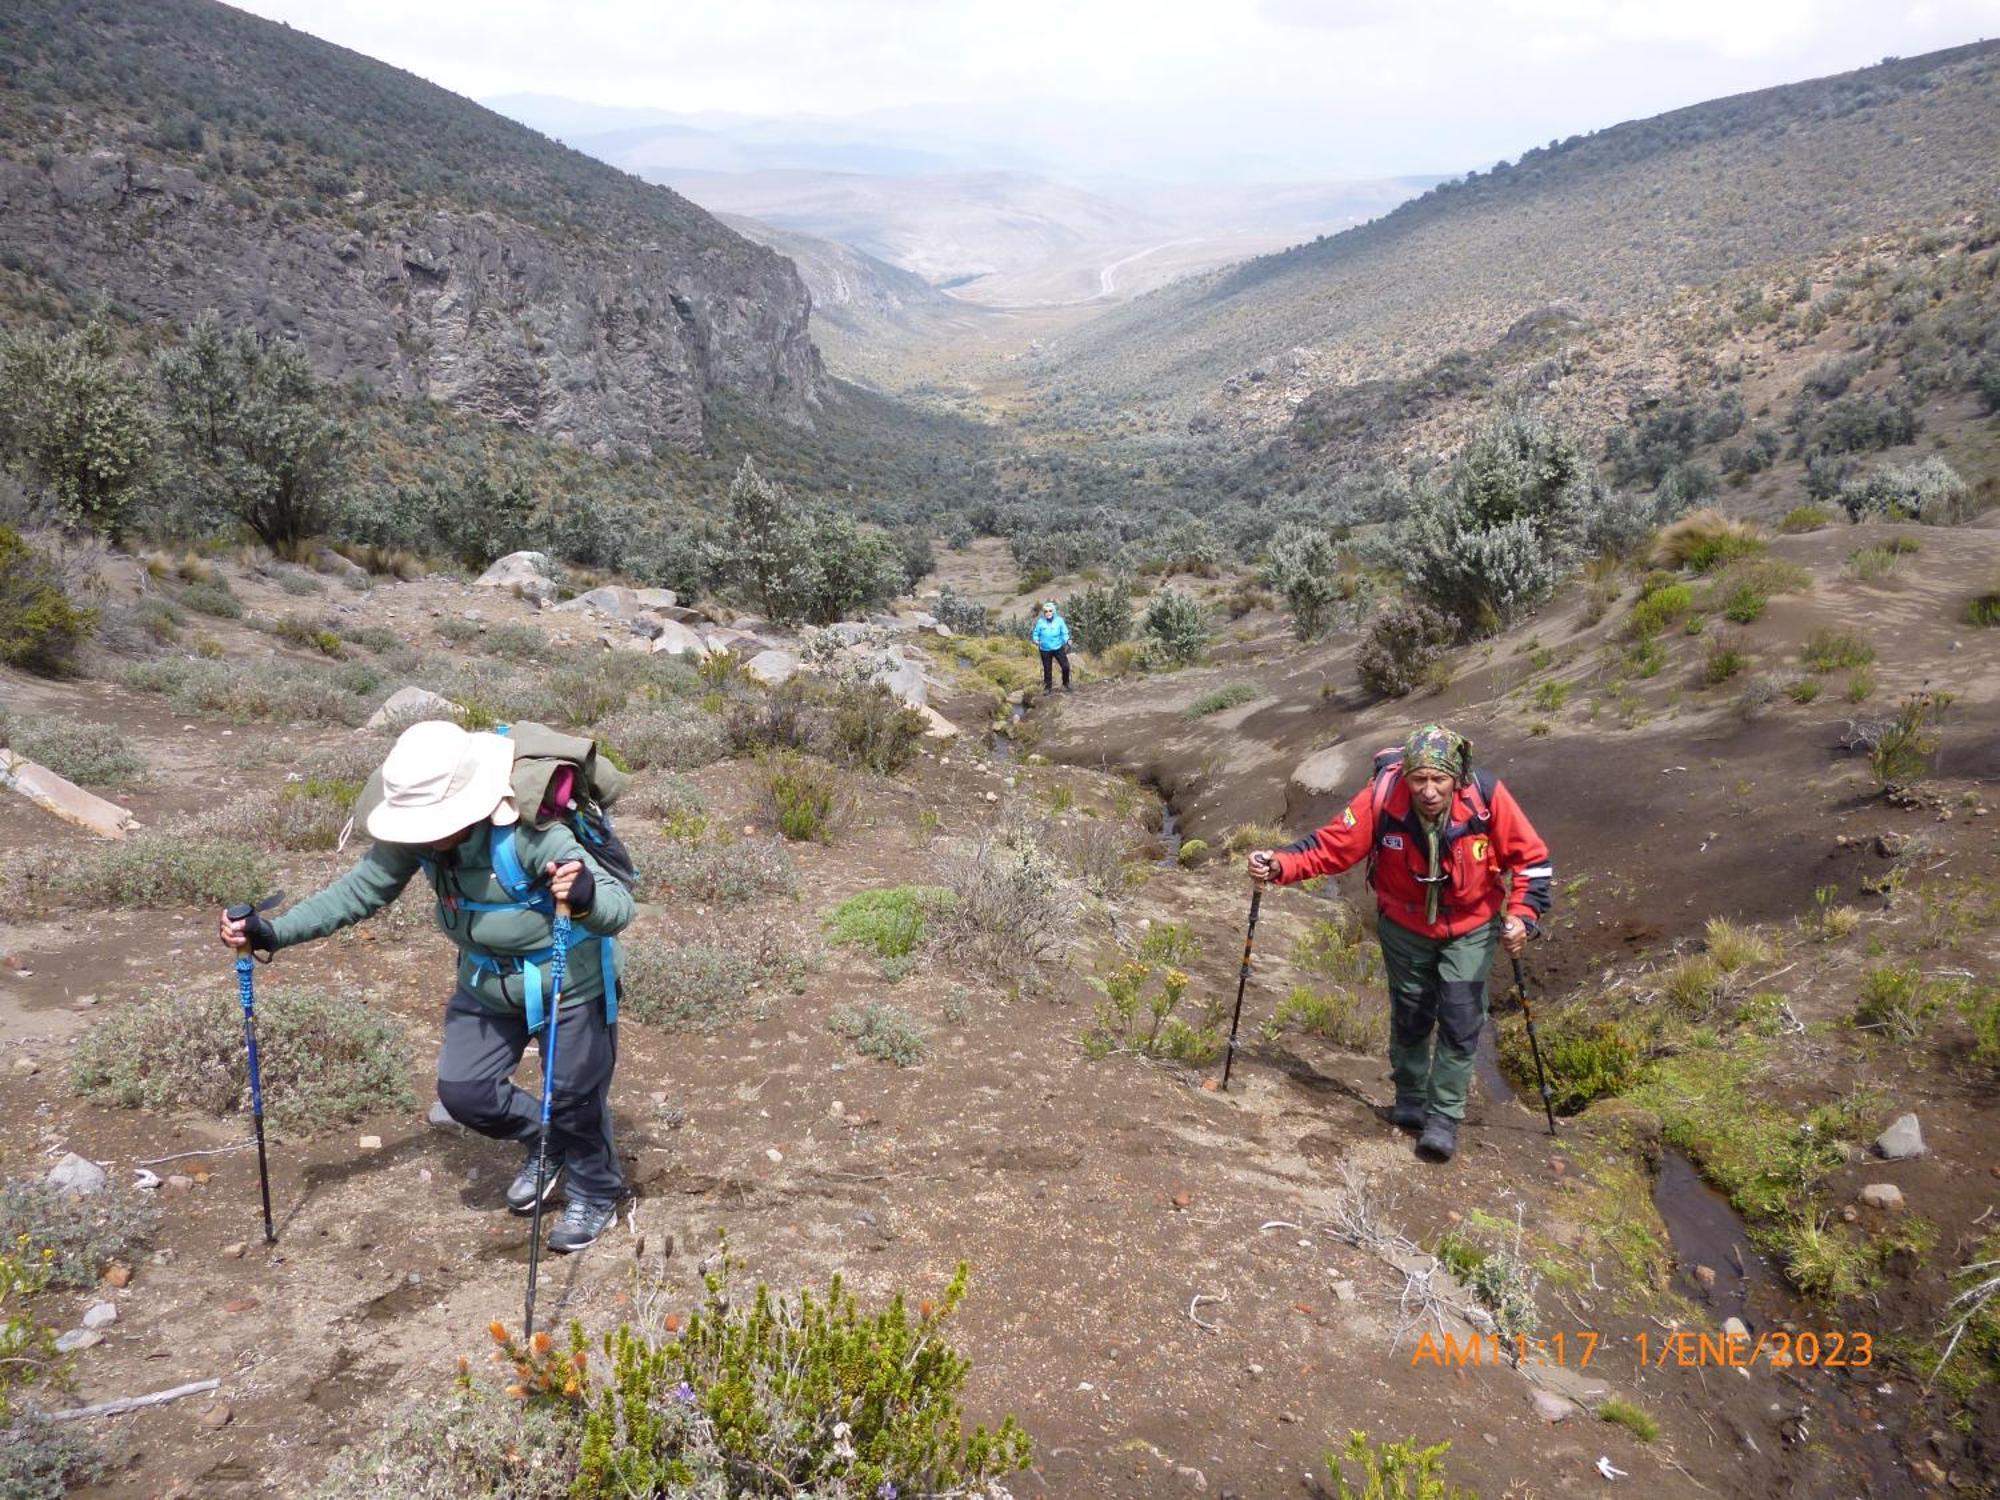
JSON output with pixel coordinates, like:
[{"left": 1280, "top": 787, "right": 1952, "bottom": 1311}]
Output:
[{"left": 435, "top": 987, "right": 624, "bottom": 1203}]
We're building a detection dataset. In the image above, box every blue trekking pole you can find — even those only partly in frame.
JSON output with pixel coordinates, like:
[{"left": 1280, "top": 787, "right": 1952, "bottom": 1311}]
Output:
[
  {"left": 225, "top": 892, "right": 285, "bottom": 1245},
  {"left": 523, "top": 903, "right": 571, "bottom": 1340}
]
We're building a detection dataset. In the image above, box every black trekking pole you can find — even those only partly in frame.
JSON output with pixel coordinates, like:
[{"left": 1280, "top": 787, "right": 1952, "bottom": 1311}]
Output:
[
  {"left": 1220, "top": 885, "right": 1264, "bottom": 1091},
  {"left": 225, "top": 891, "right": 285, "bottom": 1245},
  {"left": 523, "top": 903, "right": 572, "bottom": 1341},
  {"left": 1511, "top": 956, "right": 1559, "bottom": 1137}
]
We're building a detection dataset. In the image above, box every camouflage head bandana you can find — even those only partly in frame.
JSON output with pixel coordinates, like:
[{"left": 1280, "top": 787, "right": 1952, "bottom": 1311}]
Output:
[{"left": 1402, "top": 723, "right": 1471, "bottom": 782}]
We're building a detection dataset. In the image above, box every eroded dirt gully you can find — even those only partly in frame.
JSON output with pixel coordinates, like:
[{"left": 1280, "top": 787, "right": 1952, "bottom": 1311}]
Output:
[{"left": 0, "top": 517, "right": 1992, "bottom": 1499}]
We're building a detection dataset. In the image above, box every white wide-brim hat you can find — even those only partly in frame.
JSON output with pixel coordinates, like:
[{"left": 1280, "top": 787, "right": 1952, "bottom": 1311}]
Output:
[{"left": 364, "top": 721, "right": 517, "bottom": 845}]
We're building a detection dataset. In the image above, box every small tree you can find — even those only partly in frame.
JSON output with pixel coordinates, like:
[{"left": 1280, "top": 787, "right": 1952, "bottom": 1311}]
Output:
[
  {"left": 1265, "top": 523, "right": 1346, "bottom": 640},
  {"left": 0, "top": 322, "right": 157, "bottom": 542},
  {"left": 1142, "top": 589, "right": 1209, "bottom": 666},
  {"left": 1063, "top": 580, "right": 1133, "bottom": 655},
  {"left": 717, "top": 457, "right": 802, "bottom": 618},
  {"left": 154, "top": 319, "right": 349, "bottom": 549},
  {"left": 1401, "top": 410, "right": 1601, "bottom": 633},
  {"left": 0, "top": 524, "right": 96, "bottom": 675}
]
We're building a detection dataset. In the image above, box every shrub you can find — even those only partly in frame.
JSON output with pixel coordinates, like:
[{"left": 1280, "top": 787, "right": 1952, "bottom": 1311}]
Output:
[
  {"left": 119, "top": 656, "right": 372, "bottom": 725},
  {"left": 828, "top": 1001, "right": 929, "bottom": 1066},
  {"left": 39, "top": 835, "right": 267, "bottom": 909},
  {"left": 1186, "top": 682, "right": 1260, "bottom": 718},
  {"left": 1846, "top": 546, "right": 1904, "bottom": 581},
  {"left": 1626, "top": 581, "right": 1693, "bottom": 637},
  {"left": 1264, "top": 523, "right": 1347, "bottom": 640},
  {"left": 305, "top": 1388, "right": 581, "bottom": 1500},
  {"left": 1866, "top": 689, "right": 1949, "bottom": 788},
  {"left": 1720, "top": 582, "right": 1767, "bottom": 623},
  {"left": 1962, "top": 984, "right": 2000, "bottom": 1069},
  {"left": 599, "top": 704, "right": 730, "bottom": 772},
  {"left": 646, "top": 833, "right": 797, "bottom": 905},
  {"left": 1324, "top": 1432, "right": 1474, "bottom": 1500},
  {"left": 726, "top": 677, "right": 824, "bottom": 757},
  {"left": 761, "top": 753, "right": 851, "bottom": 844},
  {"left": 1702, "top": 636, "right": 1749, "bottom": 684},
  {"left": 932, "top": 584, "right": 988, "bottom": 635},
  {"left": 1800, "top": 628, "right": 1874, "bottom": 672},
  {"left": 0, "top": 322, "right": 156, "bottom": 541},
  {"left": 1401, "top": 409, "right": 1601, "bottom": 628},
  {"left": 1082, "top": 938, "right": 1221, "bottom": 1065},
  {"left": 1652, "top": 509, "right": 1764, "bottom": 572},
  {"left": 72, "top": 984, "right": 415, "bottom": 1130},
  {"left": 1837, "top": 456, "right": 1971, "bottom": 524},
  {"left": 199, "top": 777, "right": 358, "bottom": 852},
  {"left": 1357, "top": 604, "right": 1455, "bottom": 698},
  {"left": 1967, "top": 590, "right": 2000, "bottom": 628},
  {"left": 1141, "top": 589, "right": 1209, "bottom": 665},
  {"left": 0, "top": 713, "right": 141, "bottom": 786},
  {"left": 825, "top": 886, "right": 954, "bottom": 959},
  {"left": 826, "top": 680, "right": 926, "bottom": 774},
  {"left": 1176, "top": 836, "right": 1210, "bottom": 868},
  {"left": 569, "top": 1250, "right": 1031, "bottom": 1495},
  {"left": 177, "top": 580, "right": 242, "bottom": 618},
  {"left": 0, "top": 1180, "right": 161, "bottom": 1290},
  {"left": 0, "top": 1416, "right": 106, "bottom": 1498},
  {"left": 0, "top": 526, "right": 94, "bottom": 675},
  {"left": 1779, "top": 504, "right": 1832, "bottom": 533},
  {"left": 620, "top": 772, "right": 707, "bottom": 827},
  {"left": 615, "top": 940, "right": 757, "bottom": 1031},
  {"left": 1062, "top": 580, "right": 1133, "bottom": 655},
  {"left": 935, "top": 834, "right": 1072, "bottom": 990},
  {"left": 1500, "top": 1012, "right": 1637, "bottom": 1112}
]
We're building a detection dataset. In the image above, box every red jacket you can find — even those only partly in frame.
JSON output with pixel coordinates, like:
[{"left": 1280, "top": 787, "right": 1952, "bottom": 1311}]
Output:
[{"left": 1272, "top": 771, "right": 1551, "bottom": 940}]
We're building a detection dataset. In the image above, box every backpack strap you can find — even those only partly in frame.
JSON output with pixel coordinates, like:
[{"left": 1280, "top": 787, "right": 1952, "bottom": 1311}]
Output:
[
  {"left": 1363, "top": 748, "right": 1404, "bottom": 889},
  {"left": 487, "top": 822, "right": 543, "bottom": 907}
]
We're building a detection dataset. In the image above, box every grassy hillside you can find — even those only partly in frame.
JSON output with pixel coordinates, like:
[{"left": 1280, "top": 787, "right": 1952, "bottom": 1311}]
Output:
[{"left": 1040, "top": 41, "right": 2000, "bottom": 429}]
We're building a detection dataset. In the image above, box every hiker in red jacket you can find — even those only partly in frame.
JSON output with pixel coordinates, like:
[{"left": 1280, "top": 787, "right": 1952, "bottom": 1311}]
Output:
[{"left": 1246, "top": 723, "right": 1551, "bottom": 1161}]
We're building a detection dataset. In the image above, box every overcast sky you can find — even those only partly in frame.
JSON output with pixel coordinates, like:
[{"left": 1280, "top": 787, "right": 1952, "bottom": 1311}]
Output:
[{"left": 231, "top": 0, "right": 2000, "bottom": 180}]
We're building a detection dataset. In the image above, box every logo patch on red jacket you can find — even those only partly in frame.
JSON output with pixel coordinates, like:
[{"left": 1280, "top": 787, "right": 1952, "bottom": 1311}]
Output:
[
  {"left": 1342, "top": 807, "right": 1357, "bottom": 827},
  {"left": 1381, "top": 834, "right": 1405, "bottom": 850},
  {"left": 1471, "top": 837, "right": 1489, "bottom": 862}
]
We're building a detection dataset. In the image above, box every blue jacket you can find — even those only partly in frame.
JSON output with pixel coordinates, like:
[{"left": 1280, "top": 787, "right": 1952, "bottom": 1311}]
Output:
[{"left": 1032, "top": 613, "right": 1070, "bottom": 651}]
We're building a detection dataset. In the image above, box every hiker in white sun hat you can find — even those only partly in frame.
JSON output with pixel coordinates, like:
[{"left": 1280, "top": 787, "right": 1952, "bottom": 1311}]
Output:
[{"left": 215, "top": 719, "right": 635, "bottom": 1254}]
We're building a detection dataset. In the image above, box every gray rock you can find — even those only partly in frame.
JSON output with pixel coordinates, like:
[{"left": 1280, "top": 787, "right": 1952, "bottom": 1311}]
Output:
[
  {"left": 1721, "top": 1316, "right": 1750, "bottom": 1340},
  {"left": 556, "top": 585, "right": 640, "bottom": 618},
  {"left": 863, "top": 651, "right": 927, "bottom": 707},
  {"left": 54, "top": 1328, "right": 103, "bottom": 1354},
  {"left": 363, "top": 685, "right": 463, "bottom": 731},
  {"left": 649, "top": 619, "right": 711, "bottom": 660},
  {"left": 314, "top": 547, "right": 367, "bottom": 580},
  {"left": 81, "top": 1301, "right": 118, "bottom": 1330},
  {"left": 1530, "top": 1388, "right": 1577, "bottom": 1422},
  {"left": 1858, "top": 1183, "right": 1905, "bottom": 1211},
  {"left": 632, "top": 588, "right": 679, "bottom": 610},
  {"left": 1291, "top": 746, "right": 1353, "bottom": 796},
  {"left": 744, "top": 649, "right": 799, "bottom": 686},
  {"left": 1875, "top": 1114, "right": 1926, "bottom": 1160},
  {"left": 47, "top": 1152, "right": 107, "bottom": 1196},
  {"left": 474, "top": 551, "right": 556, "bottom": 603}
]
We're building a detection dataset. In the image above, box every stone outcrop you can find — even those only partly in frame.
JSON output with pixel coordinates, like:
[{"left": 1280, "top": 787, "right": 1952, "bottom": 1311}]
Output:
[{"left": 0, "top": 144, "right": 824, "bottom": 455}]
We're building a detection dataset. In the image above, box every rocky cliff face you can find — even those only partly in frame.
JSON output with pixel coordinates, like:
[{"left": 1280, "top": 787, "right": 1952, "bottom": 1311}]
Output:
[{"left": 0, "top": 148, "right": 822, "bottom": 454}]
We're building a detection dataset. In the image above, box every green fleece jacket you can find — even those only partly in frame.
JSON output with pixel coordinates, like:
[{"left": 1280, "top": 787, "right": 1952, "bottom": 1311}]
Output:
[{"left": 267, "top": 820, "right": 634, "bottom": 1013}]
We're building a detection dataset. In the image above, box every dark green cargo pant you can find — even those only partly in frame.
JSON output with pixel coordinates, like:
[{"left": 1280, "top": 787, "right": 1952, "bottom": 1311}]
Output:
[{"left": 1376, "top": 916, "right": 1500, "bottom": 1122}]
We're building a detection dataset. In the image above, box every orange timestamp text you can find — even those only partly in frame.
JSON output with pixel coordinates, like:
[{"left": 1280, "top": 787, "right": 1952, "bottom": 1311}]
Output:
[{"left": 1411, "top": 1328, "right": 1873, "bottom": 1370}]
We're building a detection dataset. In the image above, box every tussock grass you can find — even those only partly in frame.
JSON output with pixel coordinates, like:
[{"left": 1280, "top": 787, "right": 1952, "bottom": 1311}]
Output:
[
  {"left": 1704, "top": 917, "right": 1775, "bottom": 972},
  {"left": 1184, "top": 682, "right": 1260, "bottom": 718},
  {"left": 1597, "top": 1399, "right": 1659, "bottom": 1443},
  {"left": 1653, "top": 509, "right": 1764, "bottom": 572}
]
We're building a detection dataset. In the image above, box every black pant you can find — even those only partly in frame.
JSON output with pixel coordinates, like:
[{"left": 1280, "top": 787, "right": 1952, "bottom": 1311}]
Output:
[
  {"left": 1040, "top": 647, "right": 1070, "bottom": 689},
  {"left": 435, "top": 988, "right": 623, "bottom": 1202}
]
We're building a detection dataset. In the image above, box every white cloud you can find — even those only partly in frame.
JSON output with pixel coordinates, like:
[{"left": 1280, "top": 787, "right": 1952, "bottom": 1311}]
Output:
[{"left": 229, "top": 0, "right": 2000, "bottom": 178}]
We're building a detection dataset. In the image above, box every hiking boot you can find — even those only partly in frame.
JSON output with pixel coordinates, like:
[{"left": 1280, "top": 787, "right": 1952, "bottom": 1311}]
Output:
[
  {"left": 547, "top": 1195, "right": 619, "bottom": 1254},
  {"left": 1389, "top": 1096, "right": 1427, "bottom": 1132},
  {"left": 1416, "top": 1114, "right": 1459, "bottom": 1162},
  {"left": 505, "top": 1149, "right": 564, "bottom": 1215}
]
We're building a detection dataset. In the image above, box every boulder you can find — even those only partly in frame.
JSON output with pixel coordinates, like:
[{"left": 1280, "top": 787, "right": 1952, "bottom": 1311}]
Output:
[
  {"left": 864, "top": 652, "right": 927, "bottom": 707},
  {"left": 648, "top": 620, "right": 711, "bottom": 660},
  {"left": 313, "top": 547, "right": 368, "bottom": 580},
  {"left": 363, "top": 685, "right": 463, "bottom": 731},
  {"left": 1874, "top": 1114, "right": 1926, "bottom": 1160},
  {"left": 474, "top": 551, "right": 556, "bottom": 603},
  {"left": 1858, "top": 1183, "right": 1905, "bottom": 1211},
  {"left": 1529, "top": 1388, "right": 1577, "bottom": 1423},
  {"left": 917, "top": 705, "right": 959, "bottom": 740},
  {"left": 744, "top": 650, "right": 799, "bottom": 686},
  {"left": 704, "top": 629, "right": 769, "bottom": 657},
  {"left": 555, "top": 585, "right": 640, "bottom": 618},
  {"left": 1291, "top": 746, "right": 1352, "bottom": 797},
  {"left": 1, "top": 752, "right": 137, "bottom": 840},
  {"left": 48, "top": 1152, "right": 108, "bottom": 1196},
  {"left": 633, "top": 588, "right": 679, "bottom": 610}
]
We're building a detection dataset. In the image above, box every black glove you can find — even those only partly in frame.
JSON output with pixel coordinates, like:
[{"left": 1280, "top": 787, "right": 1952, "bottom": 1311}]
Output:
[
  {"left": 227, "top": 906, "right": 277, "bottom": 954},
  {"left": 563, "top": 864, "right": 596, "bottom": 916}
]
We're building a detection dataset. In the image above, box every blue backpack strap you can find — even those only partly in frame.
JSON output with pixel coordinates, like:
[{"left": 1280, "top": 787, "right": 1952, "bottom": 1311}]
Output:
[
  {"left": 520, "top": 958, "right": 544, "bottom": 1034},
  {"left": 487, "top": 823, "right": 545, "bottom": 907},
  {"left": 603, "top": 936, "right": 619, "bottom": 1026}
]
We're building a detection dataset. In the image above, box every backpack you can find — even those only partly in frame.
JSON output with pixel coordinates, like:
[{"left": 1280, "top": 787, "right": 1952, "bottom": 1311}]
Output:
[
  {"left": 351, "top": 722, "right": 638, "bottom": 1030},
  {"left": 1362, "top": 744, "right": 1497, "bottom": 891}
]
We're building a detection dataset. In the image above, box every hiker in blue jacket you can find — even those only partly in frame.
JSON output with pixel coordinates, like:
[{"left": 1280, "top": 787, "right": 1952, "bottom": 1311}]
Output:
[{"left": 1032, "top": 600, "right": 1072, "bottom": 692}]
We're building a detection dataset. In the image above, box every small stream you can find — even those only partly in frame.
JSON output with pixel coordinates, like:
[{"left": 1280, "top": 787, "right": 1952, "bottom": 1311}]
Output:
[{"left": 1476, "top": 1030, "right": 1907, "bottom": 1492}]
